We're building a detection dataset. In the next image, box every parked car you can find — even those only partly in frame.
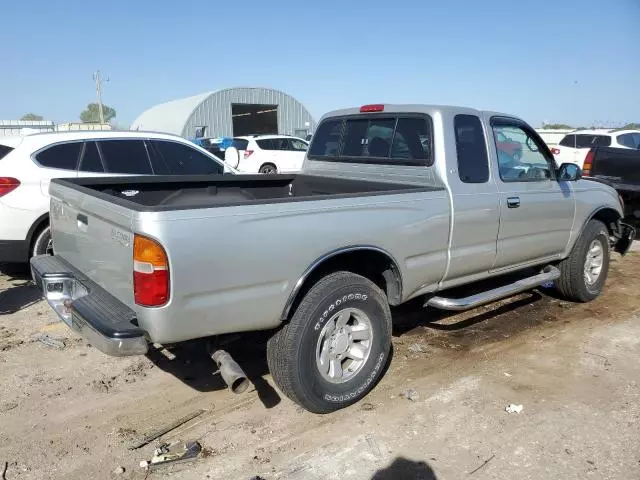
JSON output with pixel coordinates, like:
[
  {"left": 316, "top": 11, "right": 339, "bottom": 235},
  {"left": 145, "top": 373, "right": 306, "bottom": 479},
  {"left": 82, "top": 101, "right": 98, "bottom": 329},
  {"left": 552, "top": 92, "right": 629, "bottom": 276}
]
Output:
[
  {"left": 225, "top": 134, "right": 309, "bottom": 174},
  {"left": 582, "top": 146, "right": 640, "bottom": 223},
  {"left": 0, "top": 130, "right": 232, "bottom": 263},
  {"left": 551, "top": 129, "right": 640, "bottom": 168},
  {"left": 31, "top": 104, "right": 635, "bottom": 414}
]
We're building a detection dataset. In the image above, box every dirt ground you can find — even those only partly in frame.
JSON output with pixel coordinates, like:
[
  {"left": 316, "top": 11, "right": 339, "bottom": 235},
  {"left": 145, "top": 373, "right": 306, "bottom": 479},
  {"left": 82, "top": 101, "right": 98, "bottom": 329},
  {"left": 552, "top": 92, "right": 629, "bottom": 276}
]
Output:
[{"left": 1, "top": 247, "right": 639, "bottom": 480}]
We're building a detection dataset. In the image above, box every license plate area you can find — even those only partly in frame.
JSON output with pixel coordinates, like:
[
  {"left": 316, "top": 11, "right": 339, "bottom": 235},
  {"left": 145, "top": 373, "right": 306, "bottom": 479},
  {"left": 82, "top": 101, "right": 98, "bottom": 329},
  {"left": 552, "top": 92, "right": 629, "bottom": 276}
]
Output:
[{"left": 41, "top": 275, "right": 88, "bottom": 328}]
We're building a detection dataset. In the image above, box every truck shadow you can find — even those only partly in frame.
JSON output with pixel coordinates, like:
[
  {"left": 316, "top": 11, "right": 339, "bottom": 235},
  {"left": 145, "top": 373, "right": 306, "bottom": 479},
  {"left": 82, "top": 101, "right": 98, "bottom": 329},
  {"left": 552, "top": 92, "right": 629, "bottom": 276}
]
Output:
[
  {"left": 392, "top": 291, "right": 545, "bottom": 337},
  {"left": 147, "top": 287, "right": 550, "bottom": 411},
  {"left": 146, "top": 334, "right": 281, "bottom": 409},
  {"left": 0, "top": 263, "right": 41, "bottom": 315}
]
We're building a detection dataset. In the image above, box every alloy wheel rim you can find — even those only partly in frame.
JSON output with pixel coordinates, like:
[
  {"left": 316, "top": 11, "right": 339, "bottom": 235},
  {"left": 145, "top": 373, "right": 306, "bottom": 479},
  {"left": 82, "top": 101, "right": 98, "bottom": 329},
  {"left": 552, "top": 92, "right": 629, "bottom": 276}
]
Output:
[
  {"left": 315, "top": 307, "right": 373, "bottom": 384},
  {"left": 584, "top": 239, "right": 604, "bottom": 285}
]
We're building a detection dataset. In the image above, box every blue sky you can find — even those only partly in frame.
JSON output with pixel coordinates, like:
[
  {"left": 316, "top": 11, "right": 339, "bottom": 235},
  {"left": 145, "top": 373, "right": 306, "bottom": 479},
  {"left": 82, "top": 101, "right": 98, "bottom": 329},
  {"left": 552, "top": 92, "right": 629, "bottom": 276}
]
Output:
[{"left": 2, "top": 0, "right": 639, "bottom": 128}]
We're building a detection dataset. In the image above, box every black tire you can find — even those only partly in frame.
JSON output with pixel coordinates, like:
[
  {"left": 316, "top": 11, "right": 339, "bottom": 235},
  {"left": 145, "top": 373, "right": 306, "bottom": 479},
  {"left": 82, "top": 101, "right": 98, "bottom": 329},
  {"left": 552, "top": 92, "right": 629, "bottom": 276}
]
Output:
[
  {"left": 556, "top": 219, "right": 610, "bottom": 302},
  {"left": 267, "top": 271, "right": 392, "bottom": 413},
  {"left": 259, "top": 163, "right": 277, "bottom": 174},
  {"left": 31, "top": 224, "right": 53, "bottom": 257}
]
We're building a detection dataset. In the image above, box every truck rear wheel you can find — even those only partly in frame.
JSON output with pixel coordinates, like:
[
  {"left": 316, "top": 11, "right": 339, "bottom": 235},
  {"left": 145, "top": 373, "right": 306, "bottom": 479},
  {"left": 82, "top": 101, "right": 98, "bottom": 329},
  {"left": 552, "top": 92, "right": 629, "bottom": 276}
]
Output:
[
  {"left": 556, "top": 219, "right": 610, "bottom": 302},
  {"left": 267, "top": 271, "right": 392, "bottom": 413}
]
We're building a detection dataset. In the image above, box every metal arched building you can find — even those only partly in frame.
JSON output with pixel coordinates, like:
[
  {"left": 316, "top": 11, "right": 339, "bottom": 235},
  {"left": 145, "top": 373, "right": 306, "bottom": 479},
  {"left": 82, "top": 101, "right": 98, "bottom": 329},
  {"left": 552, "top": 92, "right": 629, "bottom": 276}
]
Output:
[{"left": 130, "top": 87, "right": 316, "bottom": 139}]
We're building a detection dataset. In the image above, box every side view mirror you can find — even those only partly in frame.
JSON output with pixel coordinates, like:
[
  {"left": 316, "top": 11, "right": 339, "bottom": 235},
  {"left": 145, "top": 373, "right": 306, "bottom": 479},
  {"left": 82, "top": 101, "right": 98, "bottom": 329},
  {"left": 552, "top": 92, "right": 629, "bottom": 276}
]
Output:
[
  {"left": 525, "top": 137, "right": 539, "bottom": 152},
  {"left": 557, "top": 162, "right": 582, "bottom": 181}
]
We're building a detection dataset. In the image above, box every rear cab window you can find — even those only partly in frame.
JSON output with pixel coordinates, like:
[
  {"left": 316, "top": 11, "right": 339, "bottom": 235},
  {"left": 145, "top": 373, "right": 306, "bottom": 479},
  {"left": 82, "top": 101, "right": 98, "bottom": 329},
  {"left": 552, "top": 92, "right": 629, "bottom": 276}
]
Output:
[{"left": 308, "top": 113, "right": 432, "bottom": 165}]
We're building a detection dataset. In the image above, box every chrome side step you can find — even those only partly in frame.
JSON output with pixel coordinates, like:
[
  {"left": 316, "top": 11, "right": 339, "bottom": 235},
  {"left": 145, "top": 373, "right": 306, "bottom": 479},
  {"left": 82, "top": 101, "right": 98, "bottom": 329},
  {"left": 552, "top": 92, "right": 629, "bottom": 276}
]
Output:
[{"left": 425, "top": 266, "right": 560, "bottom": 311}]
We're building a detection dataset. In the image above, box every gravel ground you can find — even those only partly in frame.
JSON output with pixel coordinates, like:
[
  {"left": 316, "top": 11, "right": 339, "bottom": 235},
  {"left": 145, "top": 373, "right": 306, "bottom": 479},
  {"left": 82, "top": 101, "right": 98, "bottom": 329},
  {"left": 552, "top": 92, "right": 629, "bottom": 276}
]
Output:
[{"left": 0, "top": 248, "right": 639, "bottom": 480}]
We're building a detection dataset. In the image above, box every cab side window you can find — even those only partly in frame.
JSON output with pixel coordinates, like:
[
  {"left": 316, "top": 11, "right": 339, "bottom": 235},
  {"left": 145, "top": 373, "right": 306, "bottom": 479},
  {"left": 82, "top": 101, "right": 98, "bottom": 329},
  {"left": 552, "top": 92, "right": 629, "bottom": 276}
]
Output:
[{"left": 492, "top": 124, "right": 554, "bottom": 182}]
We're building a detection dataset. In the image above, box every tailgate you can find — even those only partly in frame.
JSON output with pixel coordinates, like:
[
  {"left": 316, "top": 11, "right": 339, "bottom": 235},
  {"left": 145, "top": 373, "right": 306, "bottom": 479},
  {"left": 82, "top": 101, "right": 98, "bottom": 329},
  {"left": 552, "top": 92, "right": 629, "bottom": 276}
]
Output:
[{"left": 49, "top": 181, "right": 135, "bottom": 307}]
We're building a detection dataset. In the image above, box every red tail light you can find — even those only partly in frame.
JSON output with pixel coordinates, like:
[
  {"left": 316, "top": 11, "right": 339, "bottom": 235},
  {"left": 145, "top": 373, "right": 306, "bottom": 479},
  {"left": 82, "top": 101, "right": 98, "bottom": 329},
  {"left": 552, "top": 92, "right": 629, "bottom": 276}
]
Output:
[
  {"left": 550, "top": 147, "right": 560, "bottom": 155},
  {"left": 133, "top": 235, "right": 169, "bottom": 307},
  {"left": 360, "top": 104, "right": 384, "bottom": 112},
  {"left": 244, "top": 150, "right": 254, "bottom": 159},
  {"left": 582, "top": 149, "right": 594, "bottom": 176},
  {"left": 0, "top": 177, "right": 20, "bottom": 197}
]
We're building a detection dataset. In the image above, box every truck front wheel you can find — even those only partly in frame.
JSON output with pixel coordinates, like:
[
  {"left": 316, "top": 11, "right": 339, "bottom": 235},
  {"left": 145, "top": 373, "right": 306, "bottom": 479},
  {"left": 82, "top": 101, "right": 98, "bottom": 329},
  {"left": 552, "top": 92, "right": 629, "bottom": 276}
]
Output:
[
  {"left": 267, "top": 271, "right": 392, "bottom": 413},
  {"left": 556, "top": 219, "right": 610, "bottom": 302}
]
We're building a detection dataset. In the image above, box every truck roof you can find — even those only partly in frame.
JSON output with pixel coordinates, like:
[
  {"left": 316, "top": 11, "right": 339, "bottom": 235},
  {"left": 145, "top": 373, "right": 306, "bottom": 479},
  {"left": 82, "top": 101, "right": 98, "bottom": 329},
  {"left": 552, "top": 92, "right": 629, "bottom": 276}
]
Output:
[{"left": 320, "top": 103, "right": 517, "bottom": 121}]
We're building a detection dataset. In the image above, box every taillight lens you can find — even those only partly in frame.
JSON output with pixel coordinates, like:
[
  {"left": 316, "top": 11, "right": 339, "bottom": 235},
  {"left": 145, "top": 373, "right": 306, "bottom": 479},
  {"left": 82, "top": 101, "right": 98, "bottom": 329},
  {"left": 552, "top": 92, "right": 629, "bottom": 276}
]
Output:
[
  {"left": 582, "top": 149, "right": 594, "bottom": 176},
  {"left": 550, "top": 147, "right": 560, "bottom": 155},
  {"left": 244, "top": 150, "right": 254, "bottom": 159},
  {"left": 0, "top": 177, "right": 20, "bottom": 197},
  {"left": 133, "top": 234, "right": 169, "bottom": 307},
  {"left": 360, "top": 104, "right": 385, "bottom": 112}
]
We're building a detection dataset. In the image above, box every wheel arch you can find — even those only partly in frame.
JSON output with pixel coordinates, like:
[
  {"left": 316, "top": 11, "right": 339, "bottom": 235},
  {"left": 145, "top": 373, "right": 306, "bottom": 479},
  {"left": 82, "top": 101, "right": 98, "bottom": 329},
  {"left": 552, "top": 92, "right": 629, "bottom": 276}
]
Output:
[
  {"left": 259, "top": 162, "right": 277, "bottom": 172},
  {"left": 565, "top": 207, "right": 623, "bottom": 257},
  {"left": 587, "top": 207, "right": 622, "bottom": 236},
  {"left": 26, "top": 212, "right": 50, "bottom": 250},
  {"left": 281, "top": 246, "right": 403, "bottom": 321}
]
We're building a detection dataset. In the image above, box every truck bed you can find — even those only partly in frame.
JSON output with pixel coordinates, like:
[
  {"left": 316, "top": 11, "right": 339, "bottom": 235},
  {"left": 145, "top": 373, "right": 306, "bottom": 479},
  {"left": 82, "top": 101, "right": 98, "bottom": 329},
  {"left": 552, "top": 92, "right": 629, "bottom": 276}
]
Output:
[
  {"left": 588, "top": 146, "right": 640, "bottom": 220},
  {"left": 52, "top": 174, "right": 437, "bottom": 211},
  {"left": 589, "top": 147, "right": 640, "bottom": 191}
]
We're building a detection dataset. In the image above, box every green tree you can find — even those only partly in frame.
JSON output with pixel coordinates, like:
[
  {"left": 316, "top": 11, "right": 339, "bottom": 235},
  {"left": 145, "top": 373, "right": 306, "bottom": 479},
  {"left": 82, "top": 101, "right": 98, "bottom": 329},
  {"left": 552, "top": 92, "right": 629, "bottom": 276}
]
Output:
[
  {"left": 621, "top": 123, "right": 640, "bottom": 130},
  {"left": 80, "top": 103, "right": 116, "bottom": 123},
  {"left": 20, "top": 113, "right": 43, "bottom": 121},
  {"left": 542, "top": 123, "right": 573, "bottom": 129}
]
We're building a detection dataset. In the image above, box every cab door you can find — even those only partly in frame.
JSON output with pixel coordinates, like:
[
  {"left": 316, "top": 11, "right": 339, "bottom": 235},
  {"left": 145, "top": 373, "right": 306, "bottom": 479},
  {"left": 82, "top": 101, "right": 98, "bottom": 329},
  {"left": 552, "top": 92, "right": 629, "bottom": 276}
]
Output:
[
  {"left": 487, "top": 117, "right": 575, "bottom": 270},
  {"left": 443, "top": 113, "right": 500, "bottom": 284}
]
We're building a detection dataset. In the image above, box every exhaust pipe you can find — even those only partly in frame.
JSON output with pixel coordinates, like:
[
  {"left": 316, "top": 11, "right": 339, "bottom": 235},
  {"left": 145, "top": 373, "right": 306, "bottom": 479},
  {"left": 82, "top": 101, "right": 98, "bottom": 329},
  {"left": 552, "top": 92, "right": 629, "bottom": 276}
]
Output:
[{"left": 210, "top": 350, "right": 250, "bottom": 394}]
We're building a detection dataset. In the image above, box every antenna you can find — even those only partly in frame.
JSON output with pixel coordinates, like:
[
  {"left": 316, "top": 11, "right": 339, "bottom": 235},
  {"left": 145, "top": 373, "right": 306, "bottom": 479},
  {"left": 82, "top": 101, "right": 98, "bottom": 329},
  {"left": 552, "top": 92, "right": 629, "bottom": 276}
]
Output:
[{"left": 92, "top": 70, "right": 110, "bottom": 123}]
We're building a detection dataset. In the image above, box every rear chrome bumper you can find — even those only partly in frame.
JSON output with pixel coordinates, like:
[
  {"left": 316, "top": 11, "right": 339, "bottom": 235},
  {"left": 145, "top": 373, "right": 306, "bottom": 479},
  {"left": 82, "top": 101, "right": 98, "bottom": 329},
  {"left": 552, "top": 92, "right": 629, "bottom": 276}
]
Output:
[{"left": 30, "top": 255, "right": 148, "bottom": 356}]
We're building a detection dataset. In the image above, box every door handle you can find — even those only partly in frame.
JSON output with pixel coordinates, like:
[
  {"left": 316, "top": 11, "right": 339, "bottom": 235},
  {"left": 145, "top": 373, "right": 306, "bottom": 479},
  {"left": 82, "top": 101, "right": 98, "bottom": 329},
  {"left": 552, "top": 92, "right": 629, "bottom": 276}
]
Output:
[{"left": 507, "top": 197, "right": 520, "bottom": 208}]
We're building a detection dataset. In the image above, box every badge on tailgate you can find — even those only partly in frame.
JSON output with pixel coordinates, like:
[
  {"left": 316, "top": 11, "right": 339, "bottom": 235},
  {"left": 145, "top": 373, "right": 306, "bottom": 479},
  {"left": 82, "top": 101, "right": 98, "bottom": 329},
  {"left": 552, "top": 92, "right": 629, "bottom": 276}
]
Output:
[{"left": 111, "top": 228, "right": 131, "bottom": 247}]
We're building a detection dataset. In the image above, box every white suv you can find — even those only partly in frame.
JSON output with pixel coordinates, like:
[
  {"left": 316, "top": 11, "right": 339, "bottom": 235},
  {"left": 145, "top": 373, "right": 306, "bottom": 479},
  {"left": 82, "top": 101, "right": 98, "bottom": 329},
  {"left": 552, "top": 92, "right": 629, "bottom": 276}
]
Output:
[
  {"left": 0, "top": 130, "right": 231, "bottom": 263},
  {"left": 551, "top": 129, "right": 640, "bottom": 167},
  {"left": 224, "top": 135, "right": 309, "bottom": 174}
]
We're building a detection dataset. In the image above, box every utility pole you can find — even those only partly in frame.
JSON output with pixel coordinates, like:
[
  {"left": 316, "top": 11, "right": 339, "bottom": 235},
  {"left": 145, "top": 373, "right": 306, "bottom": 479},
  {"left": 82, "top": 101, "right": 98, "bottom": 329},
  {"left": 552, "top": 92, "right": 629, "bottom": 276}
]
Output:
[{"left": 92, "top": 70, "right": 109, "bottom": 124}]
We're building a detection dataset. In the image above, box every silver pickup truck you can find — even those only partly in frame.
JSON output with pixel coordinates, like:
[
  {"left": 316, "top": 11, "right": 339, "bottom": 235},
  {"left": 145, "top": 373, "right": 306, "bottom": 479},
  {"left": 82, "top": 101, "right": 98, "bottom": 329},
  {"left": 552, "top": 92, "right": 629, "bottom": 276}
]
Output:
[{"left": 31, "top": 104, "right": 635, "bottom": 413}]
